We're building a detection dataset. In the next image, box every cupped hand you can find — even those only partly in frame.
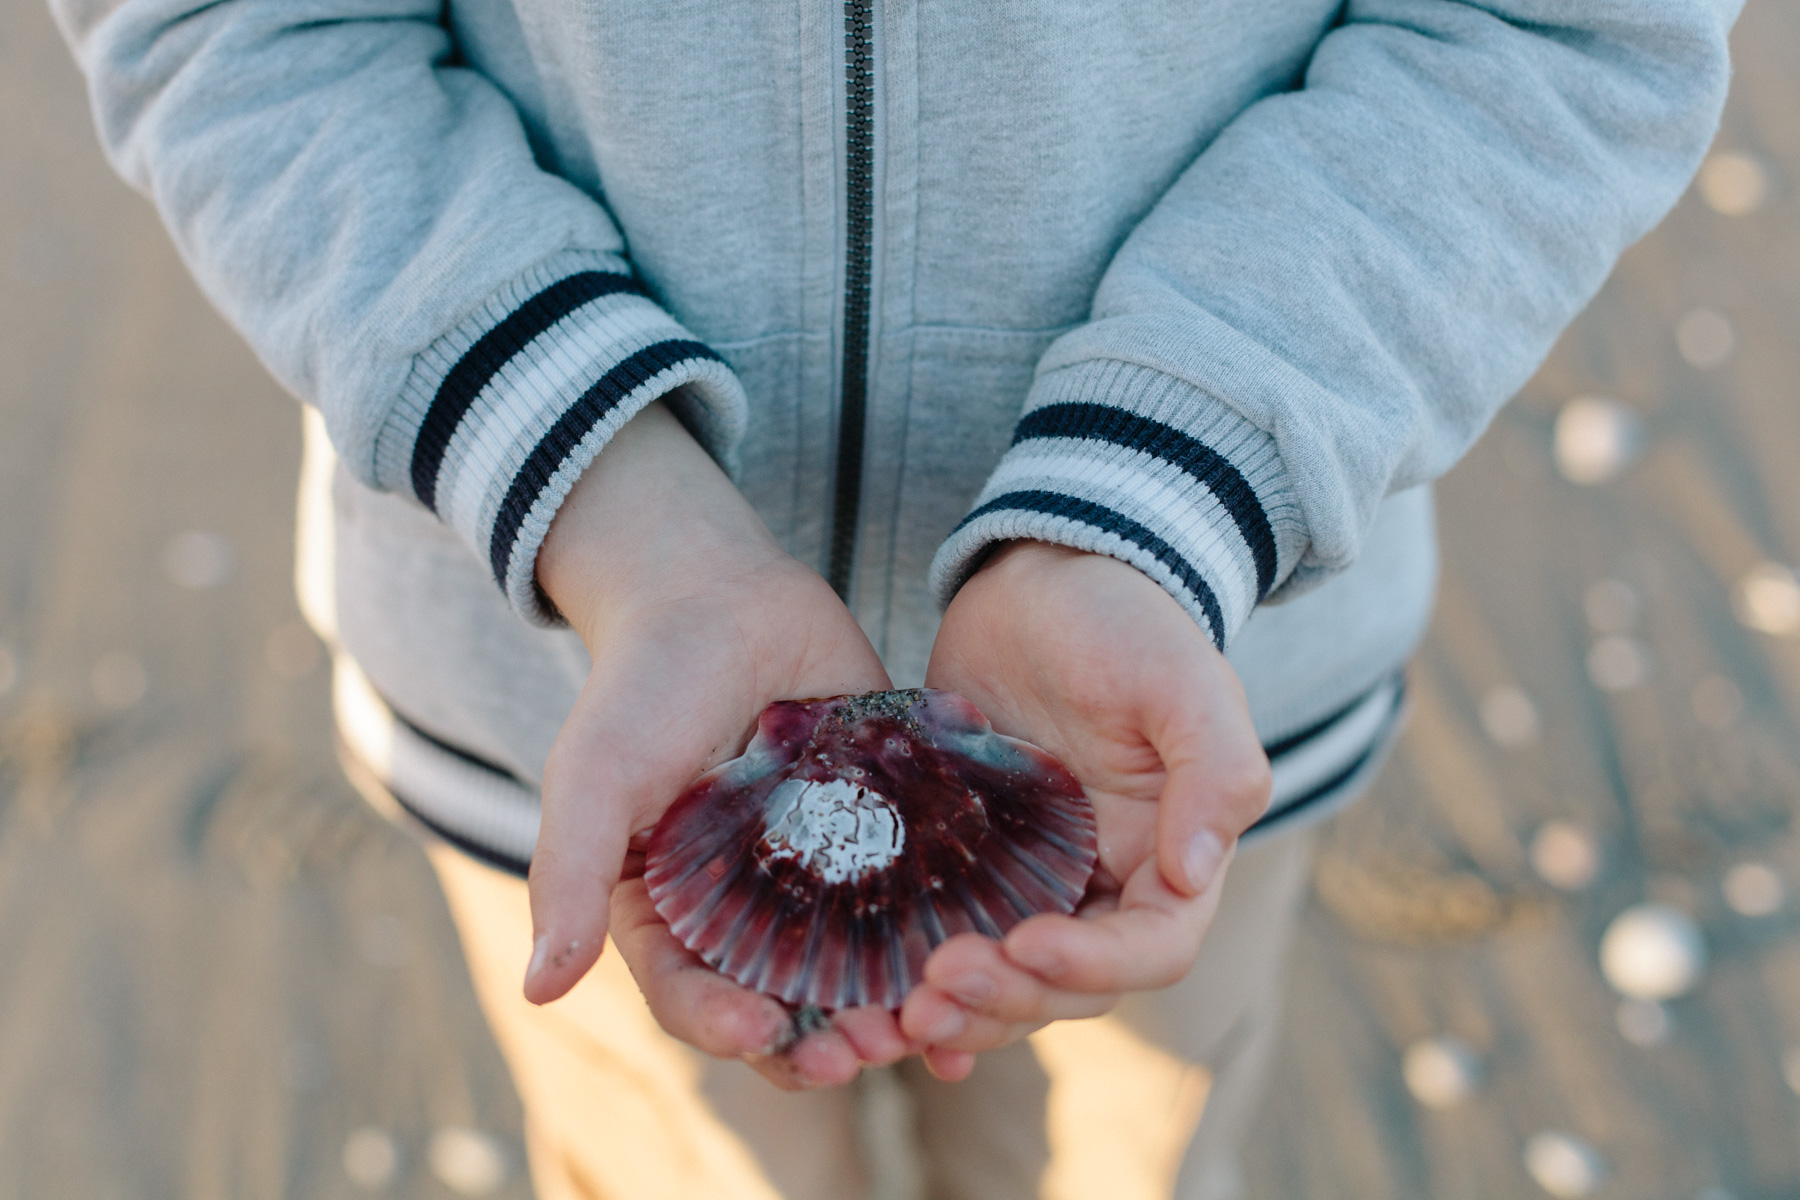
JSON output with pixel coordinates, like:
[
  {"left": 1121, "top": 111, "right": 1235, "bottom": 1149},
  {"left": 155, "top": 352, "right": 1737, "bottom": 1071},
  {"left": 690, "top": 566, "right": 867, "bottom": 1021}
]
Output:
[
  {"left": 902, "top": 542, "right": 1272, "bottom": 1080},
  {"left": 527, "top": 402, "right": 917, "bottom": 1088}
]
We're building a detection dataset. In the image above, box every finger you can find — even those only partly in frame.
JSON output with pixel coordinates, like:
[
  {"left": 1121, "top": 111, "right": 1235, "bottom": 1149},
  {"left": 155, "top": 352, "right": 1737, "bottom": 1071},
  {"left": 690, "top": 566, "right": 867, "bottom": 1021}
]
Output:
[
  {"left": 1001, "top": 852, "right": 1231, "bottom": 993},
  {"left": 832, "top": 1005, "right": 920, "bottom": 1067},
  {"left": 923, "top": 1046, "right": 977, "bottom": 1082},
  {"left": 1150, "top": 659, "right": 1270, "bottom": 898},
  {"left": 608, "top": 879, "right": 792, "bottom": 1057},
  {"left": 901, "top": 987, "right": 1035, "bottom": 1053},
  {"left": 524, "top": 820, "right": 630, "bottom": 1005},
  {"left": 905, "top": 978, "right": 1114, "bottom": 1055},
  {"left": 910, "top": 934, "right": 1117, "bottom": 1027},
  {"left": 525, "top": 661, "right": 737, "bottom": 1004},
  {"left": 744, "top": 1027, "right": 866, "bottom": 1091}
]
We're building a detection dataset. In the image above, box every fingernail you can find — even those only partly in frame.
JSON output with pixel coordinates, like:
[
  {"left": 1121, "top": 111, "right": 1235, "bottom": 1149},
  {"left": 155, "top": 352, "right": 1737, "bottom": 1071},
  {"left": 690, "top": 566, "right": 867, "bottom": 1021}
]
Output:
[
  {"left": 1183, "top": 830, "right": 1226, "bottom": 894},
  {"left": 525, "top": 934, "right": 549, "bottom": 984},
  {"left": 922, "top": 1007, "right": 965, "bottom": 1043},
  {"left": 1008, "top": 943, "right": 1064, "bottom": 979},
  {"left": 942, "top": 971, "right": 995, "bottom": 1005}
]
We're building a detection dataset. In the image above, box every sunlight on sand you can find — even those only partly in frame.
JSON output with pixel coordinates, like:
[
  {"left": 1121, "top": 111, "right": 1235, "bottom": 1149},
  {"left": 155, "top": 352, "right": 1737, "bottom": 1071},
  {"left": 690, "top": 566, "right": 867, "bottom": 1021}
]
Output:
[{"left": 1030, "top": 1015, "right": 1211, "bottom": 1200}]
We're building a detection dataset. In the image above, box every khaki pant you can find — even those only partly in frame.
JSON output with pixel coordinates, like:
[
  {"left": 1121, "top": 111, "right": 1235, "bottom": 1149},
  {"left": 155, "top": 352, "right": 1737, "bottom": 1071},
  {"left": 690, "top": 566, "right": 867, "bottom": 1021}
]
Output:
[{"left": 428, "top": 828, "right": 1312, "bottom": 1200}]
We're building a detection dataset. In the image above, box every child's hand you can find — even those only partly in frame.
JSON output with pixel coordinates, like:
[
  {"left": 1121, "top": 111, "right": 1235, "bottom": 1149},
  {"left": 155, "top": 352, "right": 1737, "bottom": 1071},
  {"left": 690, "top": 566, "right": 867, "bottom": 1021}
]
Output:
[
  {"left": 527, "top": 403, "right": 915, "bottom": 1089},
  {"left": 901, "top": 542, "right": 1272, "bottom": 1080}
]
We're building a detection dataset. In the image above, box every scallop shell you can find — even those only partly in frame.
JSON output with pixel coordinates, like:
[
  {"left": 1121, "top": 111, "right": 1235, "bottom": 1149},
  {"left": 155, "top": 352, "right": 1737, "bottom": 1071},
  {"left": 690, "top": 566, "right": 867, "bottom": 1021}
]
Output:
[{"left": 644, "top": 689, "right": 1099, "bottom": 1010}]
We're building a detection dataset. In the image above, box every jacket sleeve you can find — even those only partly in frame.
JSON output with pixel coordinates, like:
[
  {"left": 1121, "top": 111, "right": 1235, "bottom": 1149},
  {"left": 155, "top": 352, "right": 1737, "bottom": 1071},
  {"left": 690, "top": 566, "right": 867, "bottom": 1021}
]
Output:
[
  {"left": 52, "top": 0, "right": 748, "bottom": 624},
  {"left": 930, "top": 0, "right": 1737, "bottom": 650}
]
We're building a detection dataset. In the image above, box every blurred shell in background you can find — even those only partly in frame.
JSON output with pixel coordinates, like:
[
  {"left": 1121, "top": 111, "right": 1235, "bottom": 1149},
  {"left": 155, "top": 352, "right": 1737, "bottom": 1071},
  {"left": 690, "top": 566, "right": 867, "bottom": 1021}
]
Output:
[
  {"left": 342, "top": 1127, "right": 400, "bottom": 1191},
  {"left": 1480, "top": 685, "right": 1541, "bottom": 749},
  {"left": 1554, "top": 397, "right": 1643, "bottom": 485},
  {"left": 1599, "top": 904, "right": 1707, "bottom": 1001},
  {"left": 1524, "top": 1132, "right": 1607, "bottom": 1198},
  {"left": 1721, "top": 862, "right": 1784, "bottom": 917},
  {"left": 428, "top": 1127, "right": 508, "bottom": 1196},
  {"left": 1733, "top": 563, "right": 1800, "bottom": 635},
  {"left": 1402, "top": 1036, "right": 1483, "bottom": 1109},
  {"left": 1675, "top": 308, "right": 1735, "bottom": 368},
  {"left": 1696, "top": 151, "right": 1770, "bottom": 215},
  {"left": 1531, "top": 822, "right": 1602, "bottom": 892}
]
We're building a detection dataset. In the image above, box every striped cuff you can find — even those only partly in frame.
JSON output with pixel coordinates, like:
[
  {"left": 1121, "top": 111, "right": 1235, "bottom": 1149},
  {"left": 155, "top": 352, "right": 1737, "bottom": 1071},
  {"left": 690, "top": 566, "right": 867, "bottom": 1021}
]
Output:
[
  {"left": 374, "top": 250, "right": 748, "bottom": 625},
  {"left": 930, "top": 360, "right": 1304, "bottom": 649}
]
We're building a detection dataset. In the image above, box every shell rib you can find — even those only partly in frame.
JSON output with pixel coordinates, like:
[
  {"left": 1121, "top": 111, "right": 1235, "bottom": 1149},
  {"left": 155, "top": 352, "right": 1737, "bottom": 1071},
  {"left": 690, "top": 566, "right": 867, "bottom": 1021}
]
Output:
[{"left": 644, "top": 689, "right": 1098, "bottom": 1010}]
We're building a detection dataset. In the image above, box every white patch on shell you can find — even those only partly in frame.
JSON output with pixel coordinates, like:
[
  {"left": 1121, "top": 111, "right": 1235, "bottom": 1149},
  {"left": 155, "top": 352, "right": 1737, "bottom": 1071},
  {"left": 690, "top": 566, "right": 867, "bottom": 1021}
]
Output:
[{"left": 761, "top": 778, "right": 905, "bottom": 885}]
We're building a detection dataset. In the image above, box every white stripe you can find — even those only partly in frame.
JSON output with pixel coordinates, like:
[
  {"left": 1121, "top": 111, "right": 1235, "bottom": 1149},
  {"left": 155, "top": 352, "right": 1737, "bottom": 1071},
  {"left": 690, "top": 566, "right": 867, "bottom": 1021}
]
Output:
[
  {"left": 981, "top": 446, "right": 1260, "bottom": 632},
  {"left": 333, "top": 654, "right": 541, "bottom": 866},
  {"left": 1266, "top": 680, "right": 1402, "bottom": 809},
  {"left": 496, "top": 355, "right": 736, "bottom": 614},
  {"left": 438, "top": 297, "right": 671, "bottom": 554},
  {"left": 375, "top": 250, "right": 624, "bottom": 493}
]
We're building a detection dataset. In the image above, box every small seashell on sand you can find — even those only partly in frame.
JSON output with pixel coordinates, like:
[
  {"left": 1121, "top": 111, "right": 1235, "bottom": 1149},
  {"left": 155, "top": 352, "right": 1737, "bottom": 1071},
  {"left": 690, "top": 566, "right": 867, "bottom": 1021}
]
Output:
[
  {"left": 343, "top": 1127, "right": 401, "bottom": 1190},
  {"left": 1675, "top": 308, "right": 1735, "bottom": 369},
  {"left": 646, "top": 689, "right": 1099, "bottom": 1010},
  {"left": 1480, "top": 685, "right": 1540, "bottom": 748},
  {"left": 1599, "top": 903, "right": 1706, "bottom": 1000},
  {"left": 428, "top": 1128, "right": 508, "bottom": 1196},
  {"left": 1402, "top": 1036, "right": 1482, "bottom": 1109},
  {"left": 1524, "top": 1132, "right": 1606, "bottom": 1198},
  {"left": 1531, "top": 821, "right": 1600, "bottom": 892},
  {"left": 1554, "top": 397, "right": 1642, "bottom": 485},
  {"left": 1696, "top": 151, "right": 1768, "bottom": 216},
  {"left": 1722, "top": 862, "right": 1784, "bottom": 917},
  {"left": 1733, "top": 563, "right": 1800, "bottom": 636},
  {"left": 1586, "top": 636, "right": 1650, "bottom": 692}
]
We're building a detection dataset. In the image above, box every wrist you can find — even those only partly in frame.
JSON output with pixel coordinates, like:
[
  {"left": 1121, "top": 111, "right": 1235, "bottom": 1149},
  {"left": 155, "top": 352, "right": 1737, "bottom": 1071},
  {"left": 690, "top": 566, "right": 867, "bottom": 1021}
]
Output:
[{"left": 537, "top": 401, "right": 788, "bottom": 641}]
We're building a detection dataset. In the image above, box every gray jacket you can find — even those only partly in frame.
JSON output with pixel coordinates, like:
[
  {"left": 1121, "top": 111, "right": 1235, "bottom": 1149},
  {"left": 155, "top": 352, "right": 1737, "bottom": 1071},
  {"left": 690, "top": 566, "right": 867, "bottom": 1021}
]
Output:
[{"left": 55, "top": 0, "right": 1735, "bottom": 854}]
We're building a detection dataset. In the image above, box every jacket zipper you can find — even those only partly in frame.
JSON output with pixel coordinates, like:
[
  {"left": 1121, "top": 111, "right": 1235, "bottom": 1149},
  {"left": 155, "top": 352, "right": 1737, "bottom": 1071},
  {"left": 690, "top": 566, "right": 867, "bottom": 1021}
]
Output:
[{"left": 827, "top": 0, "right": 876, "bottom": 600}]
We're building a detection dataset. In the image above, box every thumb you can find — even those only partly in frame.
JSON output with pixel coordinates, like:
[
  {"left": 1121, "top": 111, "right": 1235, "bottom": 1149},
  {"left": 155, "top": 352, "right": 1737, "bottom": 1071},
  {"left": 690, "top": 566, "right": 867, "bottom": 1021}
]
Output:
[
  {"left": 522, "top": 752, "right": 635, "bottom": 1005},
  {"left": 523, "top": 673, "right": 735, "bottom": 1005},
  {"left": 1152, "top": 696, "right": 1270, "bottom": 900}
]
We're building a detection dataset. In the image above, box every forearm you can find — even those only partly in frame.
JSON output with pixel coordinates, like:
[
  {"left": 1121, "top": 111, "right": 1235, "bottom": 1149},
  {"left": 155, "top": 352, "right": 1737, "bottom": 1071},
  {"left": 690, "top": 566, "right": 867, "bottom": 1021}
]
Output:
[
  {"left": 55, "top": 0, "right": 749, "bottom": 624},
  {"left": 935, "top": 0, "right": 1736, "bottom": 648},
  {"left": 537, "top": 401, "right": 787, "bottom": 640}
]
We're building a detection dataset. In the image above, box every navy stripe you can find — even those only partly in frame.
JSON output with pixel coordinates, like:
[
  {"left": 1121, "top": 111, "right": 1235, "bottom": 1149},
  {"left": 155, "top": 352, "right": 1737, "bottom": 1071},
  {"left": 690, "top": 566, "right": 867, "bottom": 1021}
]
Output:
[
  {"left": 1246, "top": 679, "right": 1406, "bottom": 835},
  {"left": 1015, "top": 403, "right": 1278, "bottom": 601},
  {"left": 1263, "top": 682, "right": 1389, "bottom": 760},
  {"left": 488, "top": 339, "right": 724, "bottom": 588},
  {"left": 1245, "top": 741, "right": 1378, "bottom": 837},
  {"left": 390, "top": 707, "right": 526, "bottom": 786},
  {"left": 389, "top": 788, "right": 532, "bottom": 879},
  {"left": 411, "top": 271, "right": 646, "bottom": 511},
  {"left": 956, "top": 489, "right": 1226, "bottom": 648}
]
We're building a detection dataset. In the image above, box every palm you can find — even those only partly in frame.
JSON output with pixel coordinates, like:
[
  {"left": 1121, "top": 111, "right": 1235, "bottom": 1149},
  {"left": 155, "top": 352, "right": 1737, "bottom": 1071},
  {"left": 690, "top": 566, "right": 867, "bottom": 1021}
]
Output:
[
  {"left": 926, "top": 638, "right": 1165, "bottom": 903},
  {"left": 537, "top": 563, "right": 917, "bottom": 1087},
  {"left": 526, "top": 404, "right": 915, "bottom": 1088},
  {"left": 900, "top": 543, "right": 1270, "bottom": 1078}
]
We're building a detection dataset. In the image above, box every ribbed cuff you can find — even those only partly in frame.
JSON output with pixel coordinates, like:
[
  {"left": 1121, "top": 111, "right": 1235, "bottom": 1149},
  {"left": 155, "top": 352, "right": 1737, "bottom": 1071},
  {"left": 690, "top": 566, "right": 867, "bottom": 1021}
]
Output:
[
  {"left": 929, "top": 360, "right": 1303, "bottom": 649},
  {"left": 374, "top": 250, "right": 748, "bottom": 625}
]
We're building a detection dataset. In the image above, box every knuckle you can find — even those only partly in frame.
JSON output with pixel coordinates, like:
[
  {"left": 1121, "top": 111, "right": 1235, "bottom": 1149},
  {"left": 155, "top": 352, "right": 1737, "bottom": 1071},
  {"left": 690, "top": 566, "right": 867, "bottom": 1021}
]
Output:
[
  {"left": 1145, "top": 956, "right": 1190, "bottom": 990},
  {"left": 1221, "top": 754, "right": 1273, "bottom": 815}
]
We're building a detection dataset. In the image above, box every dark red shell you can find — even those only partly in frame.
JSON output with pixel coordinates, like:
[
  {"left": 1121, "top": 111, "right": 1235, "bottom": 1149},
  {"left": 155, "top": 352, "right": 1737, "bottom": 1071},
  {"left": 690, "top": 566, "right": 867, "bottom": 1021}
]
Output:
[{"left": 644, "top": 689, "right": 1099, "bottom": 1010}]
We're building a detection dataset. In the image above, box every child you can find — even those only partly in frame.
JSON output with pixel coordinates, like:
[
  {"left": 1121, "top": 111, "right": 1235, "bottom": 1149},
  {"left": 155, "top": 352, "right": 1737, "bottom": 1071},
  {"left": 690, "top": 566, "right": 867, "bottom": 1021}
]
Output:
[{"left": 56, "top": 0, "right": 1735, "bottom": 1195}]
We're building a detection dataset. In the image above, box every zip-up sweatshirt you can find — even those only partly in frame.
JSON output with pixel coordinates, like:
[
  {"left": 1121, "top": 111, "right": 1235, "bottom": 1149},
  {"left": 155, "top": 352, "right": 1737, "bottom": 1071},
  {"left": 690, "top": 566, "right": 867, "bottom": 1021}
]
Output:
[{"left": 55, "top": 0, "right": 1736, "bottom": 867}]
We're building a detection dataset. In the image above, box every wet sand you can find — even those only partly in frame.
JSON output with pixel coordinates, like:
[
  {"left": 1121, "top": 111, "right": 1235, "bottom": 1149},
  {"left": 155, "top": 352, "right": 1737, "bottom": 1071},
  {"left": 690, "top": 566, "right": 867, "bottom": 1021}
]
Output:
[{"left": 2, "top": 1, "right": 1797, "bottom": 1197}]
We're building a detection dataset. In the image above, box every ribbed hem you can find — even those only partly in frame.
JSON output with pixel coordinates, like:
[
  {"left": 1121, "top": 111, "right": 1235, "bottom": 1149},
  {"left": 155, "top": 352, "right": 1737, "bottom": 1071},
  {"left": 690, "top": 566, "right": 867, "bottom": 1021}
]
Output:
[
  {"left": 374, "top": 250, "right": 748, "bottom": 625},
  {"left": 930, "top": 360, "right": 1303, "bottom": 649}
]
